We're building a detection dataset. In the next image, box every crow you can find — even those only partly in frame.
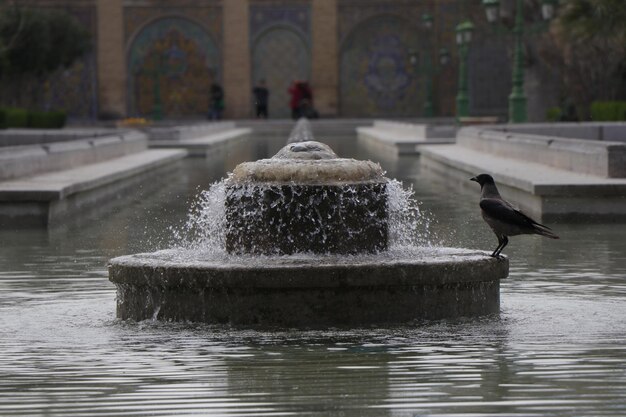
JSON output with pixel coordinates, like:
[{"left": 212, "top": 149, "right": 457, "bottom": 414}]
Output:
[{"left": 470, "top": 173, "right": 559, "bottom": 258}]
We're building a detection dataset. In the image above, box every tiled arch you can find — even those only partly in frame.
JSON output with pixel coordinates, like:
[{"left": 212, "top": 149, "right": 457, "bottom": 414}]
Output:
[
  {"left": 127, "top": 17, "right": 220, "bottom": 118},
  {"left": 251, "top": 25, "right": 311, "bottom": 119},
  {"left": 340, "top": 14, "right": 426, "bottom": 117}
]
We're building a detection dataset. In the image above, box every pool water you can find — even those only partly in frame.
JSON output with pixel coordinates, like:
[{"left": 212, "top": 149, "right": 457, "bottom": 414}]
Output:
[{"left": 1, "top": 138, "right": 625, "bottom": 416}]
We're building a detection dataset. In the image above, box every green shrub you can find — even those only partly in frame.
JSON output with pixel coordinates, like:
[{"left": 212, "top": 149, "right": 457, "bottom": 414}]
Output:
[
  {"left": 0, "top": 108, "right": 7, "bottom": 129},
  {"left": 591, "top": 101, "right": 626, "bottom": 121},
  {"left": 27, "top": 111, "right": 47, "bottom": 128},
  {"left": 546, "top": 107, "right": 562, "bottom": 122},
  {"left": 25, "top": 110, "right": 67, "bottom": 128},
  {"left": 5, "top": 108, "right": 28, "bottom": 127},
  {"left": 48, "top": 110, "right": 67, "bottom": 128}
]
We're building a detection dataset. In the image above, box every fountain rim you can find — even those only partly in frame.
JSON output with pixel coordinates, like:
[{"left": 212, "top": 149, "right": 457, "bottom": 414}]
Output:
[
  {"left": 108, "top": 249, "right": 509, "bottom": 289},
  {"left": 229, "top": 157, "right": 385, "bottom": 184}
]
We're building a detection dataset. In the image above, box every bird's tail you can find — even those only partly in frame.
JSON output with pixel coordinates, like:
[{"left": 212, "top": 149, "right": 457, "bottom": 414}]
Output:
[{"left": 533, "top": 223, "right": 559, "bottom": 239}]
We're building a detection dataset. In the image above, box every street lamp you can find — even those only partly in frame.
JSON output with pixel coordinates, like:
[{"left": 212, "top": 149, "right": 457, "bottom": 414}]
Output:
[
  {"left": 541, "top": 0, "right": 558, "bottom": 20},
  {"left": 482, "top": 0, "right": 558, "bottom": 123},
  {"left": 422, "top": 12, "right": 435, "bottom": 117},
  {"left": 439, "top": 48, "right": 451, "bottom": 66},
  {"left": 482, "top": 0, "right": 500, "bottom": 23},
  {"left": 418, "top": 12, "right": 450, "bottom": 118},
  {"left": 455, "top": 20, "right": 474, "bottom": 120},
  {"left": 422, "top": 12, "right": 434, "bottom": 30}
]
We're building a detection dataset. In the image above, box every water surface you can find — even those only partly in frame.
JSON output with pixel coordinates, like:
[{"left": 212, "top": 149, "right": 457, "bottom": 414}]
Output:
[{"left": 1, "top": 138, "right": 625, "bottom": 416}]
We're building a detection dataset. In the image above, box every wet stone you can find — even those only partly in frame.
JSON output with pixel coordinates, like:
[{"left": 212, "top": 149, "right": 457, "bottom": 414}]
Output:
[
  {"left": 225, "top": 181, "right": 388, "bottom": 255},
  {"left": 225, "top": 140, "right": 389, "bottom": 255}
]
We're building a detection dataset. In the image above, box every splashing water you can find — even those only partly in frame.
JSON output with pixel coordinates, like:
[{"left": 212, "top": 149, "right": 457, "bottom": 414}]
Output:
[
  {"left": 171, "top": 179, "right": 228, "bottom": 255},
  {"left": 171, "top": 176, "right": 436, "bottom": 258},
  {"left": 386, "top": 179, "right": 436, "bottom": 251},
  {"left": 169, "top": 117, "right": 436, "bottom": 258}
]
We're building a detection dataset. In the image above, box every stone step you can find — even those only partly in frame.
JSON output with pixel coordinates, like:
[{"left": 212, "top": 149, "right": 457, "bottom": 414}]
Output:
[
  {"left": 0, "top": 149, "right": 187, "bottom": 227},
  {"left": 0, "top": 130, "right": 147, "bottom": 181},
  {"left": 420, "top": 144, "right": 626, "bottom": 221},
  {"left": 148, "top": 128, "right": 252, "bottom": 156},
  {"left": 457, "top": 124, "right": 626, "bottom": 178}
]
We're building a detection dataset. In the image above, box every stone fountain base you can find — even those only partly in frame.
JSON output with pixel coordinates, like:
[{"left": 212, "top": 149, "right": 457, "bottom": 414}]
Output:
[{"left": 108, "top": 248, "right": 508, "bottom": 327}]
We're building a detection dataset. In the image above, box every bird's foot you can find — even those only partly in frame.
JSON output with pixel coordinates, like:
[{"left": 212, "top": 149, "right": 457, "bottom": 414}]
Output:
[{"left": 490, "top": 253, "right": 505, "bottom": 260}]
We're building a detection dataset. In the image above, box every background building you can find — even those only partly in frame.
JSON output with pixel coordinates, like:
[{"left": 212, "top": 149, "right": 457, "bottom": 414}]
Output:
[{"left": 14, "top": 0, "right": 559, "bottom": 121}]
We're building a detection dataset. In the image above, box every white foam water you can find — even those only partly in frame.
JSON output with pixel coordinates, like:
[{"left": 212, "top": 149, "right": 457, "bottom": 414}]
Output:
[{"left": 170, "top": 176, "right": 436, "bottom": 259}]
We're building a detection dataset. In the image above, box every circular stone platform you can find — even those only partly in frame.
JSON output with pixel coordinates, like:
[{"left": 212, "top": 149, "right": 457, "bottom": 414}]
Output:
[{"left": 108, "top": 248, "right": 508, "bottom": 327}]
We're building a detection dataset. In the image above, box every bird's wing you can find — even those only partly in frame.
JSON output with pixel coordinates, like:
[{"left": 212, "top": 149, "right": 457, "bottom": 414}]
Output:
[
  {"left": 479, "top": 198, "right": 536, "bottom": 228},
  {"left": 480, "top": 197, "right": 557, "bottom": 231}
]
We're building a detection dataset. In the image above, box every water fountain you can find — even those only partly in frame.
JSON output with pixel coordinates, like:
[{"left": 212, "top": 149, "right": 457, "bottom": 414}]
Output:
[{"left": 108, "top": 120, "right": 508, "bottom": 327}]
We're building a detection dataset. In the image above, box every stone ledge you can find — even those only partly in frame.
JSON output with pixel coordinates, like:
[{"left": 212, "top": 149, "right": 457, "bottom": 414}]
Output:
[
  {"left": 0, "top": 130, "right": 148, "bottom": 181},
  {"left": 0, "top": 149, "right": 187, "bottom": 202},
  {"left": 0, "top": 128, "right": 133, "bottom": 147},
  {"left": 372, "top": 120, "right": 457, "bottom": 139},
  {"left": 0, "top": 149, "right": 187, "bottom": 228},
  {"left": 458, "top": 124, "right": 626, "bottom": 178},
  {"left": 149, "top": 128, "right": 252, "bottom": 156},
  {"left": 357, "top": 122, "right": 455, "bottom": 156},
  {"left": 109, "top": 249, "right": 508, "bottom": 289},
  {"left": 147, "top": 122, "right": 237, "bottom": 141},
  {"left": 493, "top": 122, "right": 626, "bottom": 142},
  {"left": 420, "top": 144, "right": 626, "bottom": 221}
]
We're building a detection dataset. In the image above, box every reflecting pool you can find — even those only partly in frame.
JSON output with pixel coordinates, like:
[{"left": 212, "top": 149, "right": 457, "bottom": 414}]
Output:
[{"left": 1, "top": 135, "right": 625, "bottom": 416}]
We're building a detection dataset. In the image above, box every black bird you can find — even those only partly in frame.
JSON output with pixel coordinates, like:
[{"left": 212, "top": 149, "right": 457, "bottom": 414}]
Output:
[{"left": 470, "top": 173, "right": 559, "bottom": 258}]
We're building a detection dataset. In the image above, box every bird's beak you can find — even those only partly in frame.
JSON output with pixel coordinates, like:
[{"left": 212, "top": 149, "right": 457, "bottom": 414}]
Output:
[{"left": 470, "top": 177, "right": 478, "bottom": 182}]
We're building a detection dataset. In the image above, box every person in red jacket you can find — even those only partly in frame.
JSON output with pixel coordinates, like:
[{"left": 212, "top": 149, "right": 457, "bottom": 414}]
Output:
[{"left": 288, "top": 80, "right": 302, "bottom": 120}]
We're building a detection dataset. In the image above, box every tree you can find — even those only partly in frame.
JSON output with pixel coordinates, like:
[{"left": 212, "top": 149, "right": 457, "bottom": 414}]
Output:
[
  {"left": 539, "top": 0, "right": 626, "bottom": 118},
  {"left": 558, "top": 0, "right": 626, "bottom": 41},
  {"left": 0, "top": 5, "right": 91, "bottom": 105}
]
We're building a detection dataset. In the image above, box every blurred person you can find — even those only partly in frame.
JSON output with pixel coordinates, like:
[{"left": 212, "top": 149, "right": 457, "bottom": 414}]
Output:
[
  {"left": 288, "top": 80, "right": 302, "bottom": 120},
  {"left": 253, "top": 79, "right": 269, "bottom": 119},
  {"left": 298, "top": 81, "right": 318, "bottom": 119},
  {"left": 209, "top": 82, "right": 224, "bottom": 120}
]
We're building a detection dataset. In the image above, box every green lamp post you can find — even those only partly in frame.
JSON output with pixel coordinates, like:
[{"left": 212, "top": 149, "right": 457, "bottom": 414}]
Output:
[
  {"left": 482, "top": 0, "right": 558, "bottom": 123},
  {"left": 409, "top": 13, "right": 450, "bottom": 118},
  {"left": 422, "top": 12, "right": 435, "bottom": 117},
  {"left": 455, "top": 20, "right": 474, "bottom": 120}
]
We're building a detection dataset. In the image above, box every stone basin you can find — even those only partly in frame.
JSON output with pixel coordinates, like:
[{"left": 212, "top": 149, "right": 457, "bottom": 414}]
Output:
[{"left": 108, "top": 248, "right": 508, "bottom": 327}]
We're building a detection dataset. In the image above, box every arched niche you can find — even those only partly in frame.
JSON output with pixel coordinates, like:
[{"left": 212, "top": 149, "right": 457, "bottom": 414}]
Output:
[
  {"left": 340, "top": 14, "right": 426, "bottom": 117},
  {"left": 127, "top": 17, "right": 219, "bottom": 118},
  {"left": 251, "top": 25, "right": 311, "bottom": 119}
]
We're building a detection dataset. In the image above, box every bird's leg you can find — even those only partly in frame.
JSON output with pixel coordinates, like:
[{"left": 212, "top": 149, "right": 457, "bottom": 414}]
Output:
[
  {"left": 494, "top": 236, "right": 508, "bottom": 258},
  {"left": 491, "top": 235, "right": 508, "bottom": 258},
  {"left": 491, "top": 236, "right": 505, "bottom": 257}
]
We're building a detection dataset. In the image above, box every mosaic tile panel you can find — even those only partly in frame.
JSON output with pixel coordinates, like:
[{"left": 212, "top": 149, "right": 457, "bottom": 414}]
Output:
[
  {"left": 340, "top": 14, "right": 426, "bottom": 117},
  {"left": 339, "top": 0, "right": 512, "bottom": 117},
  {"left": 338, "top": 0, "right": 423, "bottom": 43},
  {"left": 127, "top": 17, "right": 220, "bottom": 117},
  {"left": 125, "top": 6, "right": 222, "bottom": 45},
  {"left": 249, "top": 3, "right": 310, "bottom": 40}
]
